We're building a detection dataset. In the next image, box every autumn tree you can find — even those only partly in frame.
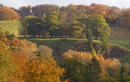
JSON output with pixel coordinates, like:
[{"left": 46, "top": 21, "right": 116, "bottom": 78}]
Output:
[
  {"left": 62, "top": 50, "right": 124, "bottom": 79},
  {"left": 24, "top": 57, "right": 64, "bottom": 82},
  {"left": 38, "top": 45, "right": 53, "bottom": 58},
  {"left": 106, "top": 6, "right": 120, "bottom": 24},
  {"left": 117, "top": 8, "right": 130, "bottom": 29},
  {"left": 0, "top": 25, "right": 65, "bottom": 82},
  {"left": 0, "top": 6, "right": 20, "bottom": 21},
  {"left": 0, "top": 26, "right": 17, "bottom": 82},
  {"left": 66, "top": 4, "right": 77, "bottom": 23},
  {"left": 90, "top": 3, "right": 109, "bottom": 17},
  {"left": 62, "top": 50, "right": 92, "bottom": 64},
  {"left": 0, "top": 42, "right": 15, "bottom": 82},
  {"left": 31, "top": 4, "right": 60, "bottom": 17}
]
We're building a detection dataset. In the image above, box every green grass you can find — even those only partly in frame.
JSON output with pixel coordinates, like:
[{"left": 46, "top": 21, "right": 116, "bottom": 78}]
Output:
[
  {"left": 108, "top": 27, "right": 130, "bottom": 63},
  {"left": 108, "top": 27, "right": 130, "bottom": 51},
  {"left": 0, "top": 21, "right": 20, "bottom": 36},
  {"left": 108, "top": 39, "right": 130, "bottom": 51}
]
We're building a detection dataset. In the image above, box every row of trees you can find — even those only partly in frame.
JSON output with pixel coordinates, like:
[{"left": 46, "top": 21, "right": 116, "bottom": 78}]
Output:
[
  {"left": 19, "top": 3, "right": 120, "bottom": 24},
  {"left": 19, "top": 3, "right": 130, "bottom": 29},
  {"left": 20, "top": 12, "right": 110, "bottom": 39},
  {"left": 20, "top": 12, "right": 110, "bottom": 53},
  {"left": 20, "top": 11, "right": 60, "bottom": 38},
  {"left": 1, "top": 3, "right": 130, "bottom": 29}
]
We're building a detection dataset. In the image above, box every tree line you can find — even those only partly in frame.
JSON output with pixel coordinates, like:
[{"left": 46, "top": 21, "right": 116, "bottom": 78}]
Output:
[
  {"left": 1, "top": 3, "right": 130, "bottom": 29},
  {"left": 19, "top": 3, "right": 130, "bottom": 28}
]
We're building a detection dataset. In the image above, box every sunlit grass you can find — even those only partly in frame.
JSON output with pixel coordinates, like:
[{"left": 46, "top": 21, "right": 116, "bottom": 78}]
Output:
[{"left": 0, "top": 21, "right": 20, "bottom": 36}]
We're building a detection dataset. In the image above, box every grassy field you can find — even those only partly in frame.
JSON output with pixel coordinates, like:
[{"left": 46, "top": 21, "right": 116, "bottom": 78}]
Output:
[
  {"left": 108, "top": 27, "right": 130, "bottom": 51},
  {"left": 0, "top": 21, "right": 20, "bottom": 36}
]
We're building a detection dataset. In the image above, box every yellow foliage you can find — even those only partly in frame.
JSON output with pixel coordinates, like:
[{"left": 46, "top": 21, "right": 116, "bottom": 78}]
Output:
[{"left": 24, "top": 57, "right": 64, "bottom": 82}]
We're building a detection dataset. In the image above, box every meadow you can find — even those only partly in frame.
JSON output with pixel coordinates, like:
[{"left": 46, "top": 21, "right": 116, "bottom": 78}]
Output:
[{"left": 0, "top": 21, "right": 20, "bottom": 36}]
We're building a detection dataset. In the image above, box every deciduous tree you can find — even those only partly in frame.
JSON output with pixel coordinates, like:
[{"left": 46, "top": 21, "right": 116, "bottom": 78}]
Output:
[
  {"left": 70, "top": 21, "right": 83, "bottom": 37},
  {"left": 46, "top": 11, "right": 60, "bottom": 37},
  {"left": 20, "top": 16, "right": 43, "bottom": 37}
]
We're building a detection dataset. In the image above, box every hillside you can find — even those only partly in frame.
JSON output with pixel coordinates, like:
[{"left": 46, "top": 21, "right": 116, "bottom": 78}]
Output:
[
  {"left": 0, "top": 21, "right": 20, "bottom": 36},
  {"left": 1, "top": 21, "right": 130, "bottom": 62},
  {"left": 109, "top": 27, "right": 130, "bottom": 39},
  {"left": 108, "top": 27, "right": 130, "bottom": 50},
  {"left": 107, "top": 27, "right": 130, "bottom": 63},
  {"left": 20, "top": 27, "right": 130, "bottom": 63}
]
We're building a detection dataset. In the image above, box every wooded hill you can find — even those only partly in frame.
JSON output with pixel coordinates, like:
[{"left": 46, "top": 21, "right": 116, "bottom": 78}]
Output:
[{"left": 18, "top": 3, "right": 130, "bottom": 29}]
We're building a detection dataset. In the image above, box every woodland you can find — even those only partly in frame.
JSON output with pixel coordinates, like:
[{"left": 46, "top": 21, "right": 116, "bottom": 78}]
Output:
[{"left": 0, "top": 3, "right": 130, "bottom": 82}]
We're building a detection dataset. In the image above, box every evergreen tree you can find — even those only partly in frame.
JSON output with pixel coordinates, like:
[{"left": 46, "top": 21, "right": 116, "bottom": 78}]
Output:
[
  {"left": 85, "top": 56, "right": 102, "bottom": 82},
  {"left": 60, "top": 58, "right": 86, "bottom": 82},
  {"left": 88, "top": 29, "right": 93, "bottom": 50},
  {"left": 119, "top": 65, "right": 126, "bottom": 82}
]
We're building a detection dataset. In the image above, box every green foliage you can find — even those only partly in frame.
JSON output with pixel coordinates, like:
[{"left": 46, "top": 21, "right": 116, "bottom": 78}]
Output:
[
  {"left": 46, "top": 11, "right": 61, "bottom": 37},
  {"left": 70, "top": 21, "right": 83, "bottom": 37},
  {"left": 20, "top": 16, "right": 43, "bottom": 37},
  {"left": 85, "top": 14, "right": 110, "bottom": 53},
  {"left": 85, "top": 14, "right": 110, "bottom": 39},
  {"left": 91, "top": 48, "right": 96, "bottom": 56},
  {"left": 0, "top": 26, "right": 15, "bottom": 40},
  {"left": 97, "top": 78, "right": 118, "bottom": 82},
  {"left": 88, "top": 29, "right": 93, "bottom": 49},
  {"left": 125, "top": 76, "right": 130, "bottom": 82},
  {"left": 86, "top": 56, "right": 102, "bottom": 82},
  {"left": 119, "top": 65, "right": 126, "bottom": 82},
  {"left": 60, "top": 58, "right": 86, "bottom": 82}
]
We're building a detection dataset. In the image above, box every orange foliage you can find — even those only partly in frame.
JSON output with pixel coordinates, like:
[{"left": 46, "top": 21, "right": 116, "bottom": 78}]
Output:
[
  {"left": 62, "top": 50, "right": 122, "bottom": 78},
  {"left": 0, "top": 6, "right": 20, "bottom": 20},
  {"left": 24, "top": 57, "right": 64, "bottom": 82}
]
